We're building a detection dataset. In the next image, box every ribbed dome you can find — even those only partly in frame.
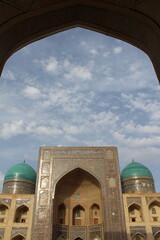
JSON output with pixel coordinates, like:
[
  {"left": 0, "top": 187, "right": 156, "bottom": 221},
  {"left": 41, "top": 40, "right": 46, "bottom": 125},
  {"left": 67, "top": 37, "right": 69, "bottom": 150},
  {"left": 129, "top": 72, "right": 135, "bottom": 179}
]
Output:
[
  {"left": 4, "top": 163, "right": 36, "bottom": 183},
  {"left": 121, "top": 161, "right": 153, "bottom": 181}
]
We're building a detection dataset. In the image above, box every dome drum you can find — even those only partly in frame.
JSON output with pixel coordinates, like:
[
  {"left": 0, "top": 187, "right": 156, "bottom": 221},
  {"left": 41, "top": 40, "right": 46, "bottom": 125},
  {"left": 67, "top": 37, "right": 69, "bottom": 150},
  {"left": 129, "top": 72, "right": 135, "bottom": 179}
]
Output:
[
  {"left": 121, "top": 178, "right": 155, "bottom": 194},
  {"left": 3, "top": 179, "right": 36, "bottom": 194}
]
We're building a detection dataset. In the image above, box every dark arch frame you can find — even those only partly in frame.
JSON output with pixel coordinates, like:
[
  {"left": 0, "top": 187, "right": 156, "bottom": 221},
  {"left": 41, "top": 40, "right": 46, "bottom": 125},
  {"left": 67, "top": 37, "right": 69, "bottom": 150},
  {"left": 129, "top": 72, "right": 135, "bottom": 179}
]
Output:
[
  {"left": 0, "top": 1, "right": 160, "bottom": 83},
  {"left": 14, "top": 204, "right": 29, "bottom": 223},
  {"left": 132, "top": 232, "right": 146, "bottom": 240},
  {"left": 53, "top": 166, "right": 104, "bottom": 197},
  {"left": 154, "top": 230, "right": 160, "bottom": 240},
  {"left": 11, "top": 234, "right": 26, "bottom": 240}
]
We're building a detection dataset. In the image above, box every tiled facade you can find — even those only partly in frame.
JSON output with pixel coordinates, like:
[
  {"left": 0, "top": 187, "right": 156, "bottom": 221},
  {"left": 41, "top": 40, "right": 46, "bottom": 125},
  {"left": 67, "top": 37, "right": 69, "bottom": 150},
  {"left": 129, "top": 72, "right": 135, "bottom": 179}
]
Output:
[{"left": 0, "top": 146, "right": 160, "bottom": 240}]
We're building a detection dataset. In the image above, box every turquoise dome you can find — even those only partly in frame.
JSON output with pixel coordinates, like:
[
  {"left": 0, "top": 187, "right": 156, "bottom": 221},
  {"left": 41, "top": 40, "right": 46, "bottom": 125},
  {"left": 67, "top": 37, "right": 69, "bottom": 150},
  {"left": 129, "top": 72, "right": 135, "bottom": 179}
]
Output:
[
  {"left": 121, "top": 161, "right": 153, "bottom": 181},
  {"left": 4, "top": 163, "right": 36, "bottom": 183}
]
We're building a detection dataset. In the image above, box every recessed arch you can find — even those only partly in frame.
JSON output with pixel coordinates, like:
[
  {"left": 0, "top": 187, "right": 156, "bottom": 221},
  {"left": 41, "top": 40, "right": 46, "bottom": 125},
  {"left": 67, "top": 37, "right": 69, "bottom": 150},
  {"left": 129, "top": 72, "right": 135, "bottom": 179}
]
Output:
[
  {"left": 0, "top": 1, "right": 160, "bottom": 82},
  {"left": 90, "top": 203, "right": 100, "bottom": 225},
  {"left": 53, "top": 166, "right": 104, "bottom": 197},
  {"left": 128, "top": 203, "right": 143, "bottom": 223},
  {"left": 92, "top": 235, "right": 101, "bottom": 240},
  {"left": 53, "top": 167, "right": 103, "bottom": 228},
  {"left": 57, "top": 235, "right": 66, "bottom": 240},
  {"left": 14, "top": 205, "right": 29, "bottom": 223},
  {"left": 73, "top": 205, "right": 85, "bottom": 225},
  {"left": 154, "top": 231, "right": 160, "bottom": 240},
  {"left": 0, "top": 203, "right": 9, "bottom": 223},
  {"left": 132, "top": 233, "right": 146, "bottom": 240},
  {"left": 149, "top": 200, "right": 160, "bottom": 222},
  {"left": 11, "top": 234, "right": 26, "bottom": 240}
]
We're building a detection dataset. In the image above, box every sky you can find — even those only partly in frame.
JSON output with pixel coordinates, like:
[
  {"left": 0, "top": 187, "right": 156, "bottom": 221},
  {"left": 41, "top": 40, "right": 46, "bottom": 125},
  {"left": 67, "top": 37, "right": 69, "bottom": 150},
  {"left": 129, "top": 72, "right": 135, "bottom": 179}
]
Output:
[{"left": 0, "top": 27, "right": 160, "bottom": 192}]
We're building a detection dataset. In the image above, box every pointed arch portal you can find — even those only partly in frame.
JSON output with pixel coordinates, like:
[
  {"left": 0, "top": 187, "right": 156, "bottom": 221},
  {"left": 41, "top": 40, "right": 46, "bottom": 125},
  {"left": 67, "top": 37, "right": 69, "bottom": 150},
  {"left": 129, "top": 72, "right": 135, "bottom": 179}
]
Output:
[
  {"left": 0, "top": 1, "right": 160, "bottom": 83},
  {"left": 54, "top": 168, "right": 102, "bottom": 227}
]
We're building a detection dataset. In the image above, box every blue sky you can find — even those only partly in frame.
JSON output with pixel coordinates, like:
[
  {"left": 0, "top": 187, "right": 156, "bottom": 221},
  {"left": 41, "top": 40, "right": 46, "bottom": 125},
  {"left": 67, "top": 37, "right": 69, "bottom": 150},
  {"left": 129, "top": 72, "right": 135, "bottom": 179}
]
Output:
[{"left": 0, "top": 27, "right": 160, "bottom": 192}]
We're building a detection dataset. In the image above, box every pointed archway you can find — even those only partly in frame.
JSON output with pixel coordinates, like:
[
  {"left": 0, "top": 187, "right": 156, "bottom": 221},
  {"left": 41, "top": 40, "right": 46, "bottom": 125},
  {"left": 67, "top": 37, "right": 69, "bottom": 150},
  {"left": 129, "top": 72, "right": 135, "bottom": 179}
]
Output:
[{"left": 53, "top": 168, "right": 103, "bottom": 239}]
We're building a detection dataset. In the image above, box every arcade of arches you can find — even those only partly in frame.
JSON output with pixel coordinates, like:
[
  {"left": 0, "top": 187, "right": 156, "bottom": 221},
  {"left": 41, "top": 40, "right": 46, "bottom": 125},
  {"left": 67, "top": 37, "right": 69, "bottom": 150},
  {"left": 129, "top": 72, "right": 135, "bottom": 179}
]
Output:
[{"left": 1, "top": 146, "right": 160, "bottom": 240}]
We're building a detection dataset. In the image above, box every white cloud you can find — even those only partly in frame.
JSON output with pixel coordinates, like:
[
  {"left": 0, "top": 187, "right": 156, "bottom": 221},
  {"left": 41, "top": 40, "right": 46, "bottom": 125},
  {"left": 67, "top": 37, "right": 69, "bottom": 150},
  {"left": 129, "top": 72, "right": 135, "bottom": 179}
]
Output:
[
  {"left": 39, "top": 56, "right": 59, "bottom": 75},
  {"left": 23, "top": 86, "right": 42, "bottom": 99},
  {"left": 124, "top": 122, "right": 160, "bottom": 134},
  {"left": 64, "top": 64, "right": 92, "bottom": 81},
  {"left": 121, "top": 93, "right": 160, "bottom": 121},
  {"left": 103, "top": 51, "right": 110, "bottom": 57},
  {"left": 90, "top": 48, "right": 98, "bottom": 55},
  {"left": 0, "top": 120, "right": 25, "bottom": 139},
  {"left": 113, "top": 131, "right": 160, "bottom": 147},
  {"left": 113, "top": 46, "right": 122, "bottom": 54}
]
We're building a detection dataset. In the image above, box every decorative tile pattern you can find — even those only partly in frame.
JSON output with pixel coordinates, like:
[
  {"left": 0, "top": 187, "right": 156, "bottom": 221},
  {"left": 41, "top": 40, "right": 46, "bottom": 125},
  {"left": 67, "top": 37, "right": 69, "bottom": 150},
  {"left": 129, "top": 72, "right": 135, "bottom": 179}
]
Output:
[{"left": 32, "top": 147, "right": 127, "bottom": 240}]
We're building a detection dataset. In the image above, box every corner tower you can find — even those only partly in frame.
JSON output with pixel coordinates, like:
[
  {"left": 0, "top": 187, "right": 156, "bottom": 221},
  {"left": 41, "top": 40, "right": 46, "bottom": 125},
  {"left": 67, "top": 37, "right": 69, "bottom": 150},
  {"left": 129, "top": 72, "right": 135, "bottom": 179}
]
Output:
[
  {"left": 2, "top": 162, "right": 37, "bottom": 194},
  {"left": 121, "top": 161, "right": 155, "bottom": 193}
]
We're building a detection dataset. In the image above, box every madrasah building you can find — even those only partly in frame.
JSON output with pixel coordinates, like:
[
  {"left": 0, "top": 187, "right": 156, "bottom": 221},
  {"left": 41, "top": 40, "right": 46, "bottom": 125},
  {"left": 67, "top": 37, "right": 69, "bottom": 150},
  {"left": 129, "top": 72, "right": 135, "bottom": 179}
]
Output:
[{"left": 0, "top": 146, "right": 160, "bottom": 240}]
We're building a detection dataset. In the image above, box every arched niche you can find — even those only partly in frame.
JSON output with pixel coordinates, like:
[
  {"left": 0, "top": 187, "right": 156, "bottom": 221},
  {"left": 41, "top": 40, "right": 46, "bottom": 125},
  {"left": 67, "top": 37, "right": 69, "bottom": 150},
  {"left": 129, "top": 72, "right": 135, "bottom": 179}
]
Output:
[
  {"left": 0, "top": 203, "right": 9, "bottom": 223},
  {"left": 11, "top": 235, "right": 25, "bottom": 240},
  {"left": 57, "top": 236, "right": 66, "bottom": 240},
  {"left": 92, "top": 235, "right": 101, "bottom": 240},
  {"left": 14, "top": 205, "right": 29, "bottom": 223},
  {"left": 74, "top": 238, "right": 83, "bottom": 240},
  {"left": 132, "top": 233, "right": 146, "bottom": 240},
  {"left": 155, "top": 231, "right": 160, "bottom": 240},
  {"left": 0, "top": 2, "right": 160, "bottom": 82},
  {"left": 149, "top": 200, "right": 160, "bottom": 222},
  {"left": 54, "top": 168, "right": 103, "bottom": 227},
  {"left": 73, "top": 205, "right": 85, "bottom": 226},
  {"left": 128, "top": 203, "right": 143, "bottom": 223},
  {"left": 90, "top": 203, "right": 100, "bottom": 225}
]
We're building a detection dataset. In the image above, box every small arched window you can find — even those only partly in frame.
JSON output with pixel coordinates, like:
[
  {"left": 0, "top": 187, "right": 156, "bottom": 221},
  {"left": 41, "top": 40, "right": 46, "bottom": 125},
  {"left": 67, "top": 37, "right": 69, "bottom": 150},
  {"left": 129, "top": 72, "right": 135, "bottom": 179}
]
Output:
[
  {"left": 149, "top": 201, "right": 160, "bottom": 222},
  {"left": 14, "top": 205, "right": 29, "bottom": 223},
  {"left": 90, "top": 204, "right": 100, "bottom": 225},
  {"left": 0, "top": 204, "right": 8, "bottom": 223},
  {"left": 128, "top": 204, "right": 143, "bottom": 222},
  {"left": 73, "top": 205, "right": 85, "bottom": 226}
]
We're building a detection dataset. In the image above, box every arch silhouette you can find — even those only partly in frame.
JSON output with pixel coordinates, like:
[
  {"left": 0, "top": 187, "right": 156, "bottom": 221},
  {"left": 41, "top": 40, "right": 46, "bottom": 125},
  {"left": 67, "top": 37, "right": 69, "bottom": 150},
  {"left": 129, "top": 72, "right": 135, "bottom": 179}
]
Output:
[
  {"left": 128, "top": 203, "right": 143, "bottom": 223},
  {"left": 148, "top": 199, "right": 160, "bottom": 207},
  {"left": 53, "top": 167, "right": 103, "bottom": 197},
  {"left": 148, "top": 200, "right": 160, "bottom": 222},
  {"left": 57, "top": 235, "right": 66, "bottom": 240},
  {"left": 0, "top": 1, "right": 160, "bottom": 82},
  {"left": 11, "top": 234, "right": 25, "bottom": 240},
  {"left": 154, "top": 231, "right": 160, "bottom": 240},
  {"left": 92, "top": 235, "right": 101, "bottom": 240},
  {"left": 74, "top": 237, "right": 83, "bottom": 240},
  {"left": 0, "top": 203, "right": 9, "bottom": 223},
  {"left": 132, "top": 233, "right": 146, "bottom": 240},
  {"left": 14, "top": 205, "right": 29, "bottom": 223}
]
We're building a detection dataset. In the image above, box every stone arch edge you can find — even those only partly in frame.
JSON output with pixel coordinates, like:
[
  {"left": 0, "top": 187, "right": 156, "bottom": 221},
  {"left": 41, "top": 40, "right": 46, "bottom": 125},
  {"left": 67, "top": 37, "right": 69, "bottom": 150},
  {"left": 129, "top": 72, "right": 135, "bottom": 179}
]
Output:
[{"left": 0, "top": 1, "right": 160, "bottom": 82}]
